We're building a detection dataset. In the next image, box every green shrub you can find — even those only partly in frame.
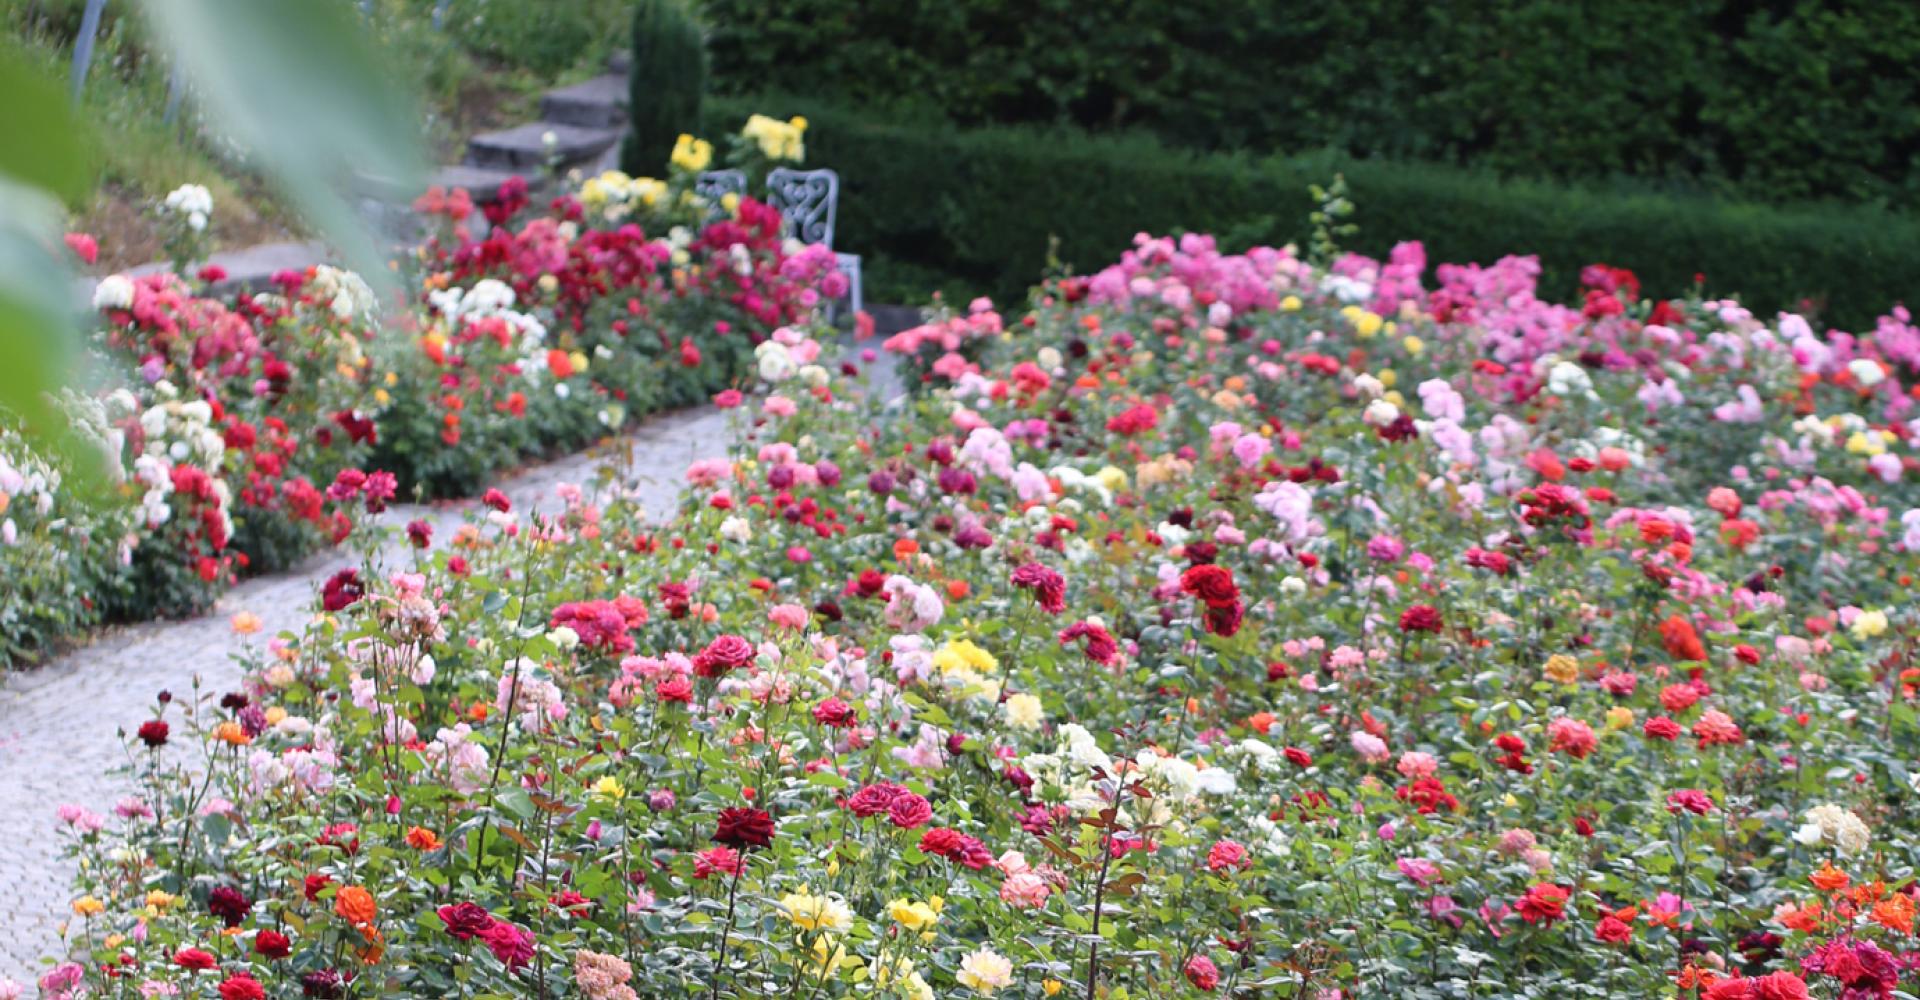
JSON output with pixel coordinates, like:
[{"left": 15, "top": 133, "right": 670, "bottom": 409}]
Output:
[
  {"left": 696, "top": 0, "right": 1920, "bottom": 208},
  {"left": 422, "top": 0, "right": 627, "bottom": 76},
  {"left": 622, "top": 0, "right": 706, "bottom": 176},
  {"left": 707, "top": 95, "right": 1917, "bottom": 329}
]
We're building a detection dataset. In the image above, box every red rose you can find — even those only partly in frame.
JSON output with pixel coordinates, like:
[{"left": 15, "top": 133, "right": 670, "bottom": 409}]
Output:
[
  {"left": 887, "top": 793, "right": 933, "bottom": 830},
  {"left": 1010, "top": 562, "right": 1067, "bottom": 614},
  {"left": 436, "top": 901, "right": 496, "bottom": 940},
  {"left": 713, "top": 806, "right": 775, "bottom": 849},
  {"left": 1179, "top": 564, "right": 1239, "bottom": 607},
  {"left": 811, "top": 698, "right": 857, "bottom": 728},
  {"left": 1517, "top": 883, "right": 1570, "bottom": 925},
  {"left": 320, "top": 568, "right": 363, "bottom": 612},
  {"left": 219, "top": 974, "right": 266, "bottom": 1000},
  {"left": 694, "top": 634, "right": 756, "bottom": 678},
  {"left": 1594, "top": 915, "right": 1633, "bottom": 944},
  {"left": 137, "top": 720, "right": 170, "bottom": 748},
  {"left": 1398, "top": 604, "right": 1443, "bottom": 633},
  {"left": 1642, "top": 716, "right": 1682, "bottom": 741},
  {"left": 174, "top": 947, "right": 217, "bottom": 970},
  {"left": 1184, "top": 955, "right": 1220, "bottom": 992},
  {"left": 253, "top": 929, "right": 291, "bottom": 958}
]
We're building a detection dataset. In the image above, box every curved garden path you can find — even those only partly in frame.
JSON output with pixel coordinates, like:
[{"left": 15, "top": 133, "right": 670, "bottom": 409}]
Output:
[{"left": 0, "top": 406, "right": 729, "bottom": 985}]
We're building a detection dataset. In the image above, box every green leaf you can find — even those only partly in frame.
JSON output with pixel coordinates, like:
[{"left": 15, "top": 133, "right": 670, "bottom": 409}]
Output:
[
  {"left": 0, "top": 181, "right": 99, "bottom": 482},
  {"left": 496, "top": 788, "right": 536, "bottom": 820},
  {"left": 0, "top": 42, "right": 91, "bottom": 204},
  {"left": 144, "top": 0, "right": 426, "bottom": 293}
]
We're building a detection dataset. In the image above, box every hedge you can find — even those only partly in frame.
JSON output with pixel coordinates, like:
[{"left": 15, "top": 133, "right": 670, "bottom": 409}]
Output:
[
  {"left": 706, "top": 96, "right": 1917, "bottom": 330},
  {"left": 696, "top": 0, "right": 1920, "bottom": 208}
]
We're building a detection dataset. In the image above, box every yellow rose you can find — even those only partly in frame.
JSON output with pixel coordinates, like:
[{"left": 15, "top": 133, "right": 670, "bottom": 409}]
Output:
[{"left": 888, "top": 898, "right": 941, "bottom": 932}]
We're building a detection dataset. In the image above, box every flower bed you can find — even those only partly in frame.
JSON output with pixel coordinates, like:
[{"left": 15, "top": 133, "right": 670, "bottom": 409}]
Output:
[
  {"left": 30, "top": 232, "right": 1920, "bottom": 999},
  {"left": 0, "top": 175, "right": 842, "bottom": 668}
]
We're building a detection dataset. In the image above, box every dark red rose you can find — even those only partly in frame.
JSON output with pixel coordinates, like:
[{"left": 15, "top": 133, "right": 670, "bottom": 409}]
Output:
[
  {"left": 1398, "top": 604, "right": 1443, "bottom": 633},
  {"left": 436, "top": 902, "right": 496, "bottom": 940},
  {"left": 321, "top": 568, "right": 363, "bottom": 612},
  {"left": 1179, "top": 564, "right": 1239, "bottom": 607},
  {"left": 1010, "top": 562, "right": 1067, "bottom": 614},
  {"left": 712, "top": 806, "right": 775, "bottom": 849},
  {"left": 300, "top": 970, "right": 345, "bottom": 999},
  {"left": 137, "top": 719, "right": 170, "bottom": 748},
  {"left": 208, "top": 885, "right": 253, "bottom": 927}
]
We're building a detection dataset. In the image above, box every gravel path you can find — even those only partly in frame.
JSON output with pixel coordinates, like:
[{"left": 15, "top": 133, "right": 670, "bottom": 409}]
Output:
[{"left": 0, "top": 406, "right": 729, "bottom": 986}]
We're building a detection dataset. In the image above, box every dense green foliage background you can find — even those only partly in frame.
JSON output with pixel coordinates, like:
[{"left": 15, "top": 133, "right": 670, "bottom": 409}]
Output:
[
  {"left": 696, "top": 0, "right": 1920, "bottom": 208},
  {"left": 706, "top": 96, "right": 1918, "bottom": 330}
]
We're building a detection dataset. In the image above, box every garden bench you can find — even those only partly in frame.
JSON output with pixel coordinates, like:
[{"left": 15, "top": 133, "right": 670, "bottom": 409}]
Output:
[
  {"left": 694, "top": 169, "right": 748, "bottom": 223},
  {"left": 765, "top": 167, "right": 863, "bottom": 319}
]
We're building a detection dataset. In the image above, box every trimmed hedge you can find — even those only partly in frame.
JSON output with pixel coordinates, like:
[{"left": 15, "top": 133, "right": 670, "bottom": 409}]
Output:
[
  {"left": 696, "top": 0, "right": 1920, "bottom": 208},
  {"left": 707, "top": 96, "right": 1917, "bottom": 330}
]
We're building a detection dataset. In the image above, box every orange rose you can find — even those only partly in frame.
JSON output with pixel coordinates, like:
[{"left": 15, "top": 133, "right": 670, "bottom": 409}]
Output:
[
  {"left": 1809, "top": 862, "right": 1849, "bottom": 893},
  {"left": 404, "top": 827, "right": 442, "bottom": 851},
  {"left": 334, "top": 886, "right": 376, "bottom": 927}
]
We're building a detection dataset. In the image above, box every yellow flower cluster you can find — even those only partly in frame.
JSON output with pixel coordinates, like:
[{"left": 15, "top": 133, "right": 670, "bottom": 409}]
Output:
[
  {"left": 1340, "top": 305, "right": 1387, "bottom": 339},
  {"left": 742, "top": 114, "right": 807, "bottom": 161},
  {"left": 887, "top": 895, "right": 943, "bottom": 934},
  {"left": 1542, "top": 654, "right": 1579, "bottom": 685},
  {"left": 778, "top": 886, "right": 853, "bottom": 933},
  {"left": 932, "top": 638, "right": 998, "bottom": 675},
  {"left": 670, "top": 133, "right": 713, "bottom": 173},
  {"left": 578, "top": 170, "right": 667, "bottom": 221}
]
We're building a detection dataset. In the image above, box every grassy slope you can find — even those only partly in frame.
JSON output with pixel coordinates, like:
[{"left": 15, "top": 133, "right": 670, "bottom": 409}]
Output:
[{"left": 4, "top": 0, "right": 623, "bottom": 273}]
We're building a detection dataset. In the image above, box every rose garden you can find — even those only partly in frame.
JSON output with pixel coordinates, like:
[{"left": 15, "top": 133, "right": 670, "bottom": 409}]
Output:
[{"left": 1, "top": 2, "right": 1918, "bottom": 999}]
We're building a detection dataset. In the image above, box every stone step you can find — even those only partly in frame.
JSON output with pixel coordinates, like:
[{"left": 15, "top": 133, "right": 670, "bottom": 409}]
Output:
[
  {"left": 465, "top": 122, "right": 622, "bottom": 172},
  {"left": 87, "top": 240, "right": 331, "bottom": 306},
  {"left": 541, "top": 74, "right": 629, "bottom": 128},
  {"left": 608, "top": 48, "right": 631, "bottom": 76}
]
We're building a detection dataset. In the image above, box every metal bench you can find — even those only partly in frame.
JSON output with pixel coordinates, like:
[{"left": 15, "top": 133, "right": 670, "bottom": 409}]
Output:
[{"left": 765, "top": 167, "right": 863, "bottom": 319}]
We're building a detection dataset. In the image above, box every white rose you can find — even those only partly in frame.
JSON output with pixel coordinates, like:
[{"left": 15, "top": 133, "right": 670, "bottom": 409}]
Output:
[{"left": 92, "top": 275, "right": 136, "bottom": 311}]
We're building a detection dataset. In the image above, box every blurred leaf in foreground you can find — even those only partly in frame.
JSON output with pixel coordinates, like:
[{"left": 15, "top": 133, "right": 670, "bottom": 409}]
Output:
[{"left": 145, "top": 0, "right": 427, "bottom": 296}]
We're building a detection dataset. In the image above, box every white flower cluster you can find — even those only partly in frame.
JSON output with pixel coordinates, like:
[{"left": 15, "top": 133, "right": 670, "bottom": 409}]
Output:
[
  {"left": 131, "top": 384, "right": 232, "bottom": 537},
  {"left": 1795, "top": 803, "right": 1871, "bottom": 855},
  {"left": 92, "top": 273, "right": 136, "bottom": 311},
  {"left": 0, "top": 430, "right": 60, "bottom": 546},
  {"left": 1020, "top": 723, "right": 1113, "bottom": 813},
  {"left": 429, "top": 278, "right": 548, "bottom": 348},
  {"left": 162, "top": 183, "right": 214, "bottom": 231},
  {"left": 308, "top": 265, "right": 378, "bottom": 323}
]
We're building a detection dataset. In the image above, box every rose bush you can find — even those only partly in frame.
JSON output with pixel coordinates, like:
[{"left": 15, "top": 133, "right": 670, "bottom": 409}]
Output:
[
  {"left": 0, "top": 176, "right": 841, "bottom": 666},
  {"left": 23, "top": 229, "right": 1920, "bottom": 999}
]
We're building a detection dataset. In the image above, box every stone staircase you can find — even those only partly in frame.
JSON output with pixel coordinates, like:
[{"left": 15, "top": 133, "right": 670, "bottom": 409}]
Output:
[
  {"left": 148, "top": 56, "right": 635, "bottom": 297},
  {"left": 452, "top": 58, "right": 629, "bottom": 195}
]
